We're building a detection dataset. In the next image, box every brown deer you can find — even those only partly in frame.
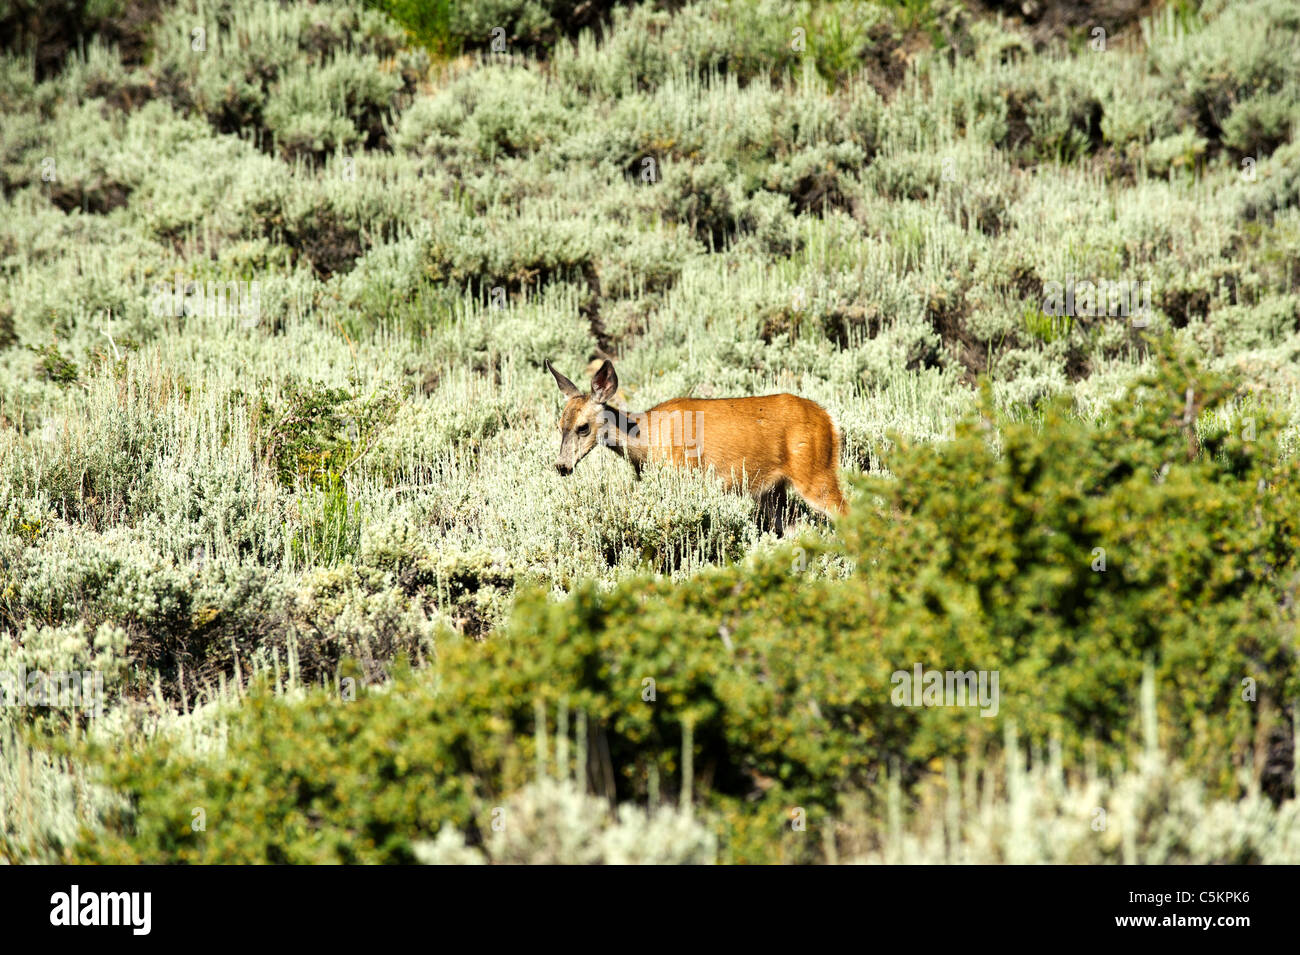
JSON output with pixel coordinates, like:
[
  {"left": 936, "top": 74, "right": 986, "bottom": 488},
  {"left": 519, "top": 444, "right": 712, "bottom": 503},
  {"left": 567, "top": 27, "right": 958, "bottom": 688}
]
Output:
[{"left": 545, "top": 358, "right": 847, "bottom": 528}]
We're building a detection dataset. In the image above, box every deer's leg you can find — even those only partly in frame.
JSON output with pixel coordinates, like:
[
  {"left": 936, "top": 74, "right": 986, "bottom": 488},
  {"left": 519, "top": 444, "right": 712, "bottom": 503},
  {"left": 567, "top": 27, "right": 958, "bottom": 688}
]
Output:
[
  {"left": 756, "top": 481, "right": 791, "bottom": 536},
  {"left": 771, "top": 489, "right": 786, "bottom": 537}
]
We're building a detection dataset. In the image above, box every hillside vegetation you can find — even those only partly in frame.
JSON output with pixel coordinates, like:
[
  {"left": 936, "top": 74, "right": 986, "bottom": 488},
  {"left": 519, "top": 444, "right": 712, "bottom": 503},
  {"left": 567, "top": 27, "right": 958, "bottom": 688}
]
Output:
[{"left": 1, "top": 0, "right": 1299, "bottom": 862}]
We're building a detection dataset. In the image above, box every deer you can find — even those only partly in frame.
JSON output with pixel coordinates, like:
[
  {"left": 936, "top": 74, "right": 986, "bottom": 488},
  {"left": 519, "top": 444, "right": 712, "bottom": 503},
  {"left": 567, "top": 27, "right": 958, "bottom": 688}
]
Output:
[{"left": 545, "top": 358, "right": 847, "bottom": 530}]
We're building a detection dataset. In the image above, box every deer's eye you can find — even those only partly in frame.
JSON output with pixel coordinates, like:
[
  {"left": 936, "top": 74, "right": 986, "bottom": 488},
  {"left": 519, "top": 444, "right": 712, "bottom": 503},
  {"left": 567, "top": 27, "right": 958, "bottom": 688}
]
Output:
[{"left": 576, "top": 423, "right": 590, "bottom": 436}]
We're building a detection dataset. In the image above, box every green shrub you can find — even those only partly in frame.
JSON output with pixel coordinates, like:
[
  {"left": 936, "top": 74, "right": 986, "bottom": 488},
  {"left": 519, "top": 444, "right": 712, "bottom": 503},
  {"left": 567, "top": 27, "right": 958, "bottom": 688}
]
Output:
[
  {"left": 29, "top": 342, "right": 78, "bottom": 384},
  {"left": 1221, "top": 90, "right": 1297, "bottom": 161},
  {"left": 371, "top": 0, "right": 617, "bottom": 56},
  {"left": 257, "top": 377, "right": 398, "bottom": 490}
]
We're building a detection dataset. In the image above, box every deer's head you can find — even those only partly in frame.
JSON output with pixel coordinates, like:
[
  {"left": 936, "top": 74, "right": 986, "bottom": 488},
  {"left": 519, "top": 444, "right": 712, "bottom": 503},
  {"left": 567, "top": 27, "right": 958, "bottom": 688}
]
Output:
[{"left": 545, "top": 358, "right": 619, "bottom": 476}]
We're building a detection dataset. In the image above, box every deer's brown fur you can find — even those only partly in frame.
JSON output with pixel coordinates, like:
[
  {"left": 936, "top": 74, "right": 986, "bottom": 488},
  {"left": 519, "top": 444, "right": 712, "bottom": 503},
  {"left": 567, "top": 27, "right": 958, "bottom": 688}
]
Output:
[{"left": 545, "top": 358, "right": 847, "bottom": 522}]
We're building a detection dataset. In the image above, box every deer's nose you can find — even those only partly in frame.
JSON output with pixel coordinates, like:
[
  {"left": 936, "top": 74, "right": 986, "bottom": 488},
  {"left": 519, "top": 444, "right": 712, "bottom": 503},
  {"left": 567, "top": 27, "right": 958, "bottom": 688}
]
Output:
[{"left": 555, "top": 463, "right": 572, "bottom": 476}]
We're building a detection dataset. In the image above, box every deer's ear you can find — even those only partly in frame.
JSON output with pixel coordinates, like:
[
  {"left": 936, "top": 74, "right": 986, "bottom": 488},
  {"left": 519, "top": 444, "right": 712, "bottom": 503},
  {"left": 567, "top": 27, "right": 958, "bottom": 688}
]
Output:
[
  {"left": 590, "top": 359, "right": 619, "bottom": 404},
  {"left": 545, "top": 359, "right": 580, "bottom": 398}
]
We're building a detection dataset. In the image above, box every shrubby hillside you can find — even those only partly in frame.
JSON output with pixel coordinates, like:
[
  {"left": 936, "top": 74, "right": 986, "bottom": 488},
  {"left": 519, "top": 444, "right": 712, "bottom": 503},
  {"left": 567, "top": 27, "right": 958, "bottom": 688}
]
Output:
[{"left": 1, "top": 0, "right": 1298, "bottom": 862}]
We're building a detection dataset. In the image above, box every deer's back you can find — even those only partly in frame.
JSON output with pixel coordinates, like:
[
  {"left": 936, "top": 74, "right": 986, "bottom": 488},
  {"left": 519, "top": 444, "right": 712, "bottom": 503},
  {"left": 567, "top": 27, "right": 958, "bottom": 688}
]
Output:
[{"left": 641, "top": 393, "right": 837, "bottom": 492}]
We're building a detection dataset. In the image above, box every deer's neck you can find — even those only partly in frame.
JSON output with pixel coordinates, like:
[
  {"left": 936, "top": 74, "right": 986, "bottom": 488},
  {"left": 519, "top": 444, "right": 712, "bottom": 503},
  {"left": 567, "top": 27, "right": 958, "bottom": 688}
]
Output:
[{"left": 600, "top": 404, "right": 648, "bottom": 468}]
